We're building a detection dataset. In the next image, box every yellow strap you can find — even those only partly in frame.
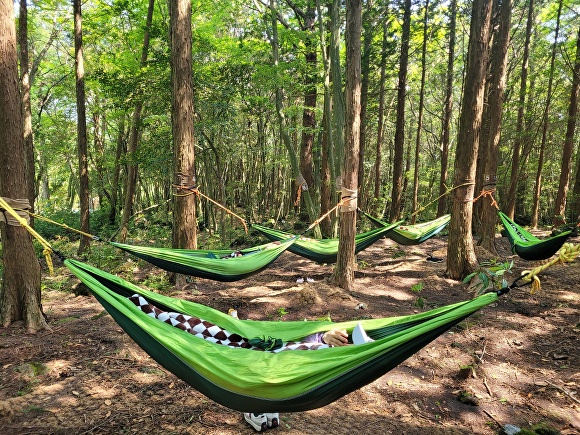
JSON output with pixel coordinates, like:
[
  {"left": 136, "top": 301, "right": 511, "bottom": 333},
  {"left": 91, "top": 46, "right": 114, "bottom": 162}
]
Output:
[
  {"left": 520, "top": 243, "right": 580, "bottom": 293},
  {"left": 0, "top": 197, "right": 55, "bottom": 274}
]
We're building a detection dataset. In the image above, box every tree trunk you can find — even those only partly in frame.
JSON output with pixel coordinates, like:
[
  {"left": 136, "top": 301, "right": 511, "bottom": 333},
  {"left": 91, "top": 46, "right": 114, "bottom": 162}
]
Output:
[
  {"left": 478, "top": 0, "right": 511, "bottom": 254},
  {"left": 530, "top": 0, "right": 562, "bottom": 229},
  {"left": 506, "top": 0, "right": 534, "bottom": 219},
  {"left": 412, "top": 0, "right": 429, "bottom": 225},
  {"left": 18, "top": 0, "right": 35, "bottom": 222},
  {"left": 169, "top": 0, "right": 197, "bottom": 276},
  {"left": 331, "top": 0, "right": 345, "bottom": 187},
  {"left": 389, "top": 0, "right": 411, "bottom": 221},
  {"left": 332, "top": 0, "right": 361, "bottom": 291},
  {"left": 109, "top": 115, "right": 126, "bottom": 225},
  {"left": 74, "top": 0, "right": 90, "bottom": 255},
  {"left": 553, "top": 25, "right": 580, "bottom": 226},
  {"left": 0, "top": 0, "right": 45, "bottom": 332},
  {"left": 437, "top": 0, "right": 456, "bottom": 218},
  {"left": 446, "top": 0, "right": 492, "bottom": 280},
  {"left": 374, "top": 18, "right": 388, "bottom": 210},
  {"left": 119, "top": 0, "right": 155, "bottom": 242}
]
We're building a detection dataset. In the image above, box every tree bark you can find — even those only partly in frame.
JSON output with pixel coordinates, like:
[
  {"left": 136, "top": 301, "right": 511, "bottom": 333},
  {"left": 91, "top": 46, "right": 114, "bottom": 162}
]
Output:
[
  {"left": 530, "top": 0, "right": 562, "bottom": 229},
  {"left": 169, "top": 0, "right": 197, "bottom": 272},
  {"left": 478, "top": 0, "right": 511, "bottom": 254},
  {"left": 412, "top": 0, "right": 429, "bottom": 225},
  {"left": 552, "top": 25, "right": 580, "bottom": 226},
  {"left": 374, "top": 18, "right": 388, "bottom": 210},
  {"left": 389, "top": 0, "right": 411, "bottom": 221},
  {"left": 446, "top": 0, "right": 492, "bottom": 280},
  {"left": 332, "top": 0, "right": 361, "bottom": 291},
  {"left": 0, "top": 0, "right": 45, "bottom": 331},
  {"left": 74, "top": 0, "right": 90, "bottom": 255},
  {"left": 506, "top": 0, "right": 534, "bottom": 219},
  {"left": 119, "top": 0, "right": 155, "bottom": 242},
  {"left": 437, "top": 0, "right": 456, "bottom": 218}
]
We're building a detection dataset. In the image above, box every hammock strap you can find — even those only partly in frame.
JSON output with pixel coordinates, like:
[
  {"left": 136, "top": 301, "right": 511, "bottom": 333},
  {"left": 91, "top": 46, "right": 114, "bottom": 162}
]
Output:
[
  {"left": 174, "top": 185, "right": 248, "bottom": 233},
  {"left": 303, "top": 198, "right": 346, "bottom": 234},
  {"left": 24, "top": 209, "right": 100, "bottom": 241},
  {"left": 473, "top": 188, "right": 499, "bottom": 210},
  {"left": 0, "top": 197, "right": 57, "bottom": 274}
]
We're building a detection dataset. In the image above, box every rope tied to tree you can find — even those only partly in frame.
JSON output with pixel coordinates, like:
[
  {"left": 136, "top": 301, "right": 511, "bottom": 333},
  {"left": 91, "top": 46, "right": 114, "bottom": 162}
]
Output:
[
  {"left": 472, "top": 188, "right": 499, "bottom": 209},
  {"left": 340, "top": 186, "right": 358, "bottom": 212},
  {"left": 173, "top": 183, "right": 248, "bottom": 233},
  {"left": 0, "top": 197, "right": 56, "bottom": 274}
]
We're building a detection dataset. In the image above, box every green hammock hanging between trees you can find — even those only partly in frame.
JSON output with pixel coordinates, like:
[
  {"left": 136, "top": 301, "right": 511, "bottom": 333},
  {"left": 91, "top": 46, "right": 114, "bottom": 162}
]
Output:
[
  {"left": 360, "top": 211, "right": 451, "bottom": 246},
  {"left": 252, "top": 220, "right": 404, "bottom": 264},
  {"left": 498, "top": 211, "right": 573, "bottom": 261}
]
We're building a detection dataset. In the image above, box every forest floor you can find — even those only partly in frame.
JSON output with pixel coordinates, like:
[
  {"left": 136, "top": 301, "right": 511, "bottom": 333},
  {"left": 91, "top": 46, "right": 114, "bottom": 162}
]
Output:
[{"left": 0, "top": 229, "right": 578, "bottom": 435}]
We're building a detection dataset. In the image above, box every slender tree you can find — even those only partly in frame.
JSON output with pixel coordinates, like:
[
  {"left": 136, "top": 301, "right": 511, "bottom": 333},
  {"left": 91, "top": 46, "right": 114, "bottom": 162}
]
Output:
[
  {"left": 411, "top": 0, "right": 430, "bottom": 224},
  {"left": 530, "top": 0, "right": 562, "bottom": 228},
  {"left": 73, "top": 0, "right": 90, "bottom": 254},
  {"left": 119, "top": 0, "right": 155, "bottom": 242},
  {"left": 389, "top": 0, "right": 411, "bottom": 221},
  {"left": 478, "top": 0, "right": 511, "bottom": 254},
  {"left": 506, "top": 0, "right": 534, "bottom": 219},
  {"left": 447, "top": 0, "right": 493, "bottom": 280},
  {"left": 553, "top": 25, "right": 580, "bottom": 226},
  {"left": 169, "top": 0, "right": 198, "bottom": 279},
  {"left": 0, "top": 0, "right": 45, "bottom": 331},
  {"left": 437, "top": 0, "right": 456, "bottom": 218},
  {"left": 333, "top": 0, "right": 361, "bottom": 291}
]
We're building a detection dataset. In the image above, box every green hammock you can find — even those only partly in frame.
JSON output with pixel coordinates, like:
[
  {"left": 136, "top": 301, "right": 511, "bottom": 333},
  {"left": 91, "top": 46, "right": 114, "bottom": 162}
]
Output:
[
  {"left": 108, "top": 237, "right": 296, "bottom": 282},
  {"left": 65, "top": 258, "right": 504, "bottom": 413},
  {"left": 251, "top": 221, "right": 403, "bottom": 264},
  {"left": 498, "top": 211, "right": 571, "bottom": 261},
  {"left": 364, "top": 213, "right": 451, "bottom": 245}
]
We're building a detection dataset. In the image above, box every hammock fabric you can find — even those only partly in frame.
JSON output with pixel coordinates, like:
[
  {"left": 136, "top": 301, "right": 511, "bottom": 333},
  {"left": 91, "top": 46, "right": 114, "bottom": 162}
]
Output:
[
  {"left": 65, "top": 258, "right": 502, "bottom": 412},
  {"left": 251, "top": 221, "right": 403, "bottom": 264},
  {"left": 108, "top": 237, "right": 296, "bottom": 282},
  {"left": 364, "top": 213, "right": 451, "bottom": 245},
  {"left": 498, "top": 211, "right": 572, "bottom": 261}
]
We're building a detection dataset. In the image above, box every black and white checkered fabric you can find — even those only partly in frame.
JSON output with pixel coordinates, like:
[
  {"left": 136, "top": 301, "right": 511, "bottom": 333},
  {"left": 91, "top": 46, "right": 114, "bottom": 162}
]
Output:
[{"left": 128, "top": 294, "right": 329, "bottom": 352}]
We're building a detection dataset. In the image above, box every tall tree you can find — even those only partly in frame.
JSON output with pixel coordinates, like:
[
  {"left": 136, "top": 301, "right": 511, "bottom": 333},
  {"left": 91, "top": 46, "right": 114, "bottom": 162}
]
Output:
[
  {"left": 553, "top": 25, "right": 580, "bottom": 226},
  {"left": 333, "top": 0, "right": 361, "bottom": 290},
  {"left": 506, "top": 0, "right": 534, "bottom": 219},
  {"left": 389, "top": 0, "right": 411, "bottom": 221},
  {"left": 478, "top": 0, "right": 511, "bottom": 254},
  {"left": 530, "top": 0, "right": 562, "bottom": 228},
  {"left": 446, "top": 0, "right": 493, "bottom": 280},
  {"left": 411, "top": 0, "right": 430, "bottom": 224},
  {"left": 74, "top": 0, "right": 90, "bottom": 254},
  {"left": 18, "top": 0, "right": 34, "bottom": 219},
  {"left": 119, "top": 0, "right": 155, "bottom": 242},
  {"left": 169, "top": 0, "right": 198, "bottom": 276},
  {"left": 0, "top": 0, "right": 45, "bottom": 331},
  {"left": 373, "top": 18, "right": 389, "bottom": 209}
]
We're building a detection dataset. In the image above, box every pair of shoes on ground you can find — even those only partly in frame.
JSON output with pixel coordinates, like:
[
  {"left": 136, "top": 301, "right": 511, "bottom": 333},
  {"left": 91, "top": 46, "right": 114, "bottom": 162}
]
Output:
[
  {"left": 296, "top": 277, "right": 315, "bottom": 283},
  {"left": 244, "top": 412, "right": 279, "bottom": 432}
]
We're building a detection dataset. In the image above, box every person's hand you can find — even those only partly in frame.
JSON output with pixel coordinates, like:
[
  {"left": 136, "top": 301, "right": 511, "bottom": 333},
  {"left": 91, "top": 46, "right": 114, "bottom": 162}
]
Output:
[{"left": 322, "top": 329, "right": 349, "bottom": 346}]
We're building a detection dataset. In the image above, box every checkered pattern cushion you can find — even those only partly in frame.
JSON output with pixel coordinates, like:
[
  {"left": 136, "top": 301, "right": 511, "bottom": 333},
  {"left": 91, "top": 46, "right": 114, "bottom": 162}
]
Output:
[{"left": 128, "top": 294, "right": 329, "bottom": 352}]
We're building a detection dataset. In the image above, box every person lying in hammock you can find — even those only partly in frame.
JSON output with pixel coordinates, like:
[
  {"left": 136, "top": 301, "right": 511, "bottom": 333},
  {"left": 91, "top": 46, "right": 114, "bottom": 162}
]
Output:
[
  {"left": 243, "top": 325, "right": 372, "bottom": 432},
  {"left": 128, "top": 294, "right": 373, "bottom": 431}
]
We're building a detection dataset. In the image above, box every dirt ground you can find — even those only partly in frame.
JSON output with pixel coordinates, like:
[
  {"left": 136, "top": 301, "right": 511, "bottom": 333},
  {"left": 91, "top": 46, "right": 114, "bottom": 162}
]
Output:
[{"left": 0, "top": 231, "right": 578, "bottom": 435}]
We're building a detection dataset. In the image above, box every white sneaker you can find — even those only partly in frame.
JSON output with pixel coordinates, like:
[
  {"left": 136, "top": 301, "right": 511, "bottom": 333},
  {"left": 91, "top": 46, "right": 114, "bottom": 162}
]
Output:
[
  {"left": 296, "top": 277, "right": 304, "bottom": 283},
  {"left": 244, "top": 413, "right": 267, "bottom": 432},
  {"left": 266, "top": 412, "right": 279, "bottom": 428},
  {"left": 352, "top": 322, "right": 374, "bottom": 345}
]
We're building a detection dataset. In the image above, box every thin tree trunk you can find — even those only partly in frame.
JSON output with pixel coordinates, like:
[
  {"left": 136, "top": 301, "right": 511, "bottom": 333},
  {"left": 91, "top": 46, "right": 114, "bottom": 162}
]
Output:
[
  {"left": 74, "top": 0, "right": 90, "bottom": 254},
  {"left": 447, "top": 0, "right": 492, "bottom": 280},
  {"left": 109, "top": 115, "right": 126, "bottom": 225},
  {"left": 437, "top": 0, "right": 456, "bottom": 218},
  {"left": 332, "top": 0, "right": 361, "bottom": 291},
  {"left": 0, "top": 0, "right": 45, "bottom": 331},
  {"left": 553, "top": 25, "right": 580, "bottom": 226},
  {"left": 530, "top": 0, "right": 562, "bottom": 228},
  {"left": 506, "top": 0, "right": 534, "bottom": 219},
  {"left": 331, "top": 0, "right": 345, "bottom": 187},
  {"left": 479, "top": 0, "right": 511, "bottom": 254},
  {"left": 412, "top": 0, "right": 429, "bottom": 224},
  {"left": 119, "top": 0, "right": 155, "bottom": 242},
  {"left": 169, "top": 0, "right": 197, "bottom": 269},
  {"left": 374, "top": 18, "right": 388, "bottom": 209},
  {"left": 389, "top": 0, "right": 411, "bottom": 221}
]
